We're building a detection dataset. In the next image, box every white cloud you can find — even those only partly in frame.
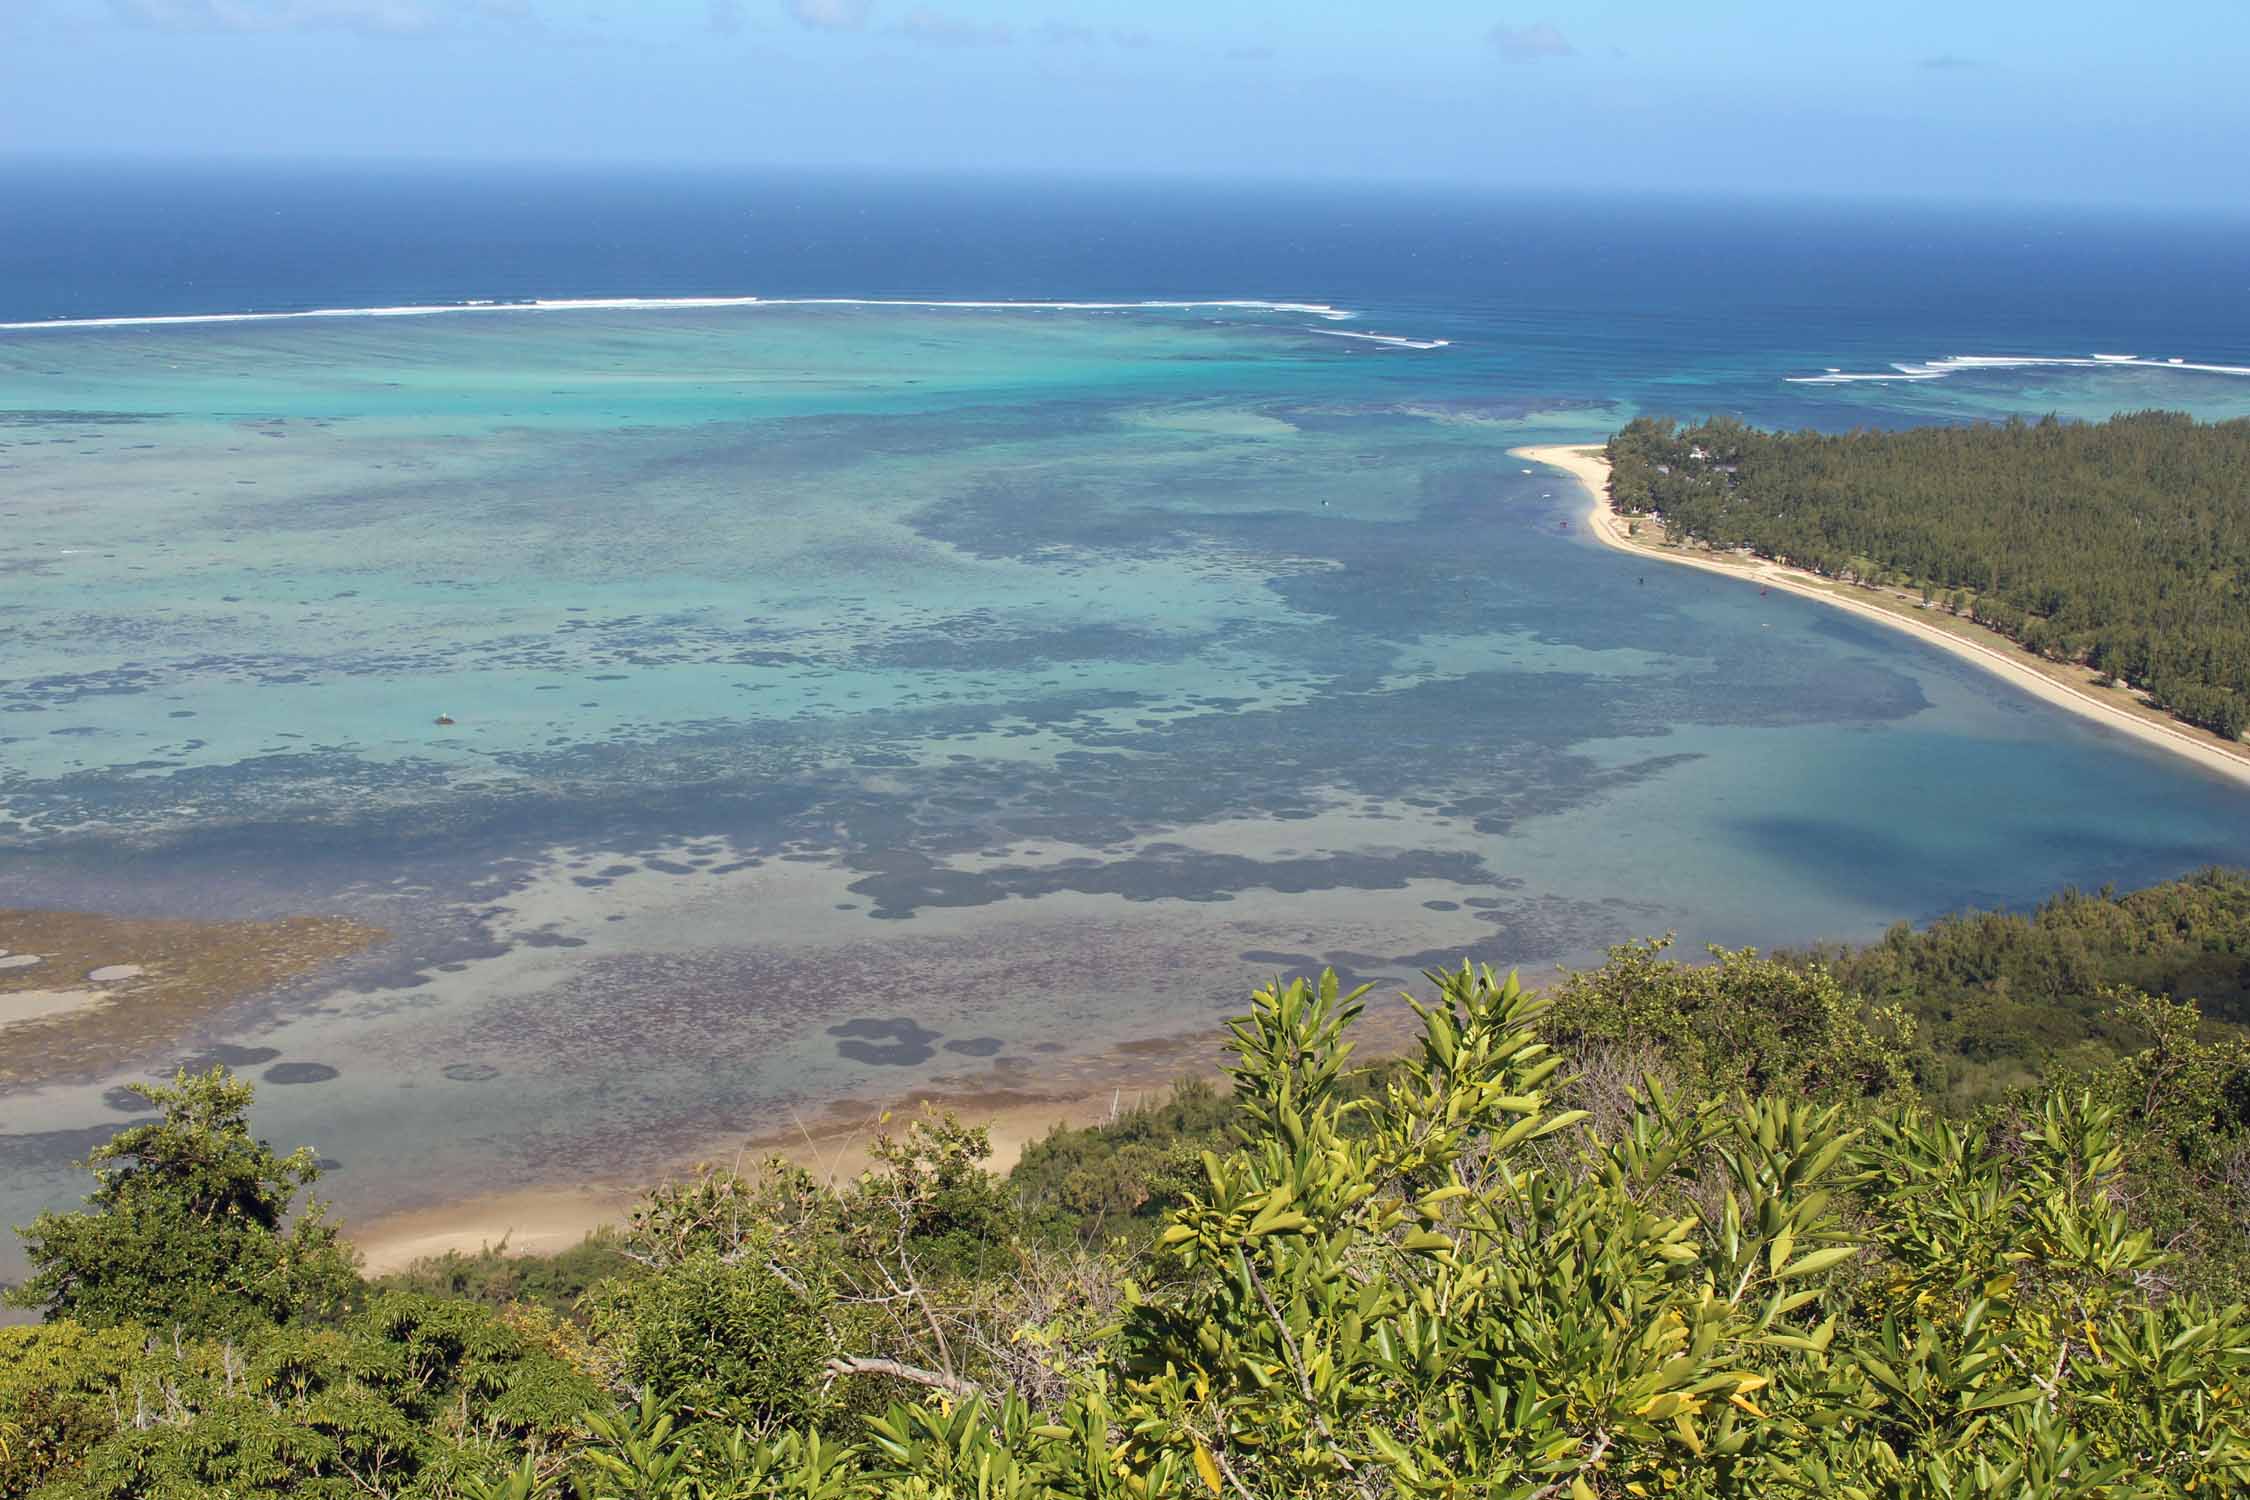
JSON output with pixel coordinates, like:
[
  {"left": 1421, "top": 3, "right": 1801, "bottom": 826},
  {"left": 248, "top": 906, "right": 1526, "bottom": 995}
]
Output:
[
  {"left": 1488, "top": 19, "right": 1572, "bottom": 61},
  {"left": 1032, "top": 19, "right": 1154, "bottom": 49},
  {"left": 782, "top": 0, "right": 871, "bottom": 31},
  {"left": 1035, "top": 18, "right": 1094, "bottom": 45},
  {"left": 107, "top": 0, "right": 533, "bottom": 35},
  {"left": 894, "top": 5, "right": 1008, "bottom": 45}
]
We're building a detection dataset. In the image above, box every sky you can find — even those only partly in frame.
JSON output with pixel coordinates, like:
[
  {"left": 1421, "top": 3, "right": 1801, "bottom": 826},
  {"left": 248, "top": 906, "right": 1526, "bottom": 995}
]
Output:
[{"left": 2, "top": 0, "right": 2246, "bottom": 208}]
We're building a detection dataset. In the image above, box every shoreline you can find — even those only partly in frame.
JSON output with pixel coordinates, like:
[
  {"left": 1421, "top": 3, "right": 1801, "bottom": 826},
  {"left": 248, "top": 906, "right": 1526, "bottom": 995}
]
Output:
[
  {"left": 345, "top": 984, "right": 1453, "bottom": 1274},
  {"left": 350, "top": 1074, "right": 1209, "bottom": 1276},
  {"left": 1513, "top": 443, "right": 2250, "bottom": 793},
  {"left": 345, "top": 985, "right": 1446, "bottom": 1276}
]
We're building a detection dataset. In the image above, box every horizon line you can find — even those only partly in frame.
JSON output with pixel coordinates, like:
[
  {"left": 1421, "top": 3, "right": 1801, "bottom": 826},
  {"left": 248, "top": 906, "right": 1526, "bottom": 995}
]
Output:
[{"left": 0, "top": 152, "right": 2242, "bottom": 223}]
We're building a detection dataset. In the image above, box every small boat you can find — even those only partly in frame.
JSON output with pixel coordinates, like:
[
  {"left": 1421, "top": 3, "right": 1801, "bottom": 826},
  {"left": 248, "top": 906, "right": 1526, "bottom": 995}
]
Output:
[{"left": 434, "top": 713, "right": 457, "bottom": 726}]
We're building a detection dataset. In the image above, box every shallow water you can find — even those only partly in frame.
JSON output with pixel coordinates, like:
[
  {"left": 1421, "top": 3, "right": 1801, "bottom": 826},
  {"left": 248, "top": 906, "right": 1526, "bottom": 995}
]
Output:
[{"left": 4, "top": 242, "right": 2250, "bottom": 1258}]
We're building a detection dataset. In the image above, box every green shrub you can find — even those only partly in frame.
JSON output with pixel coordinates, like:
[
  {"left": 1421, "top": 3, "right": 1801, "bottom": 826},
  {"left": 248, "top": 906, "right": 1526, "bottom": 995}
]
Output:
[
  {"left": 5, "top": 1294, "right": 596, "bottom": 1498},
  {"left": 1011, "top": 1077, "right": 1236, "bottom": 1245},
  {"left": 371, "top": 1228, "right": 638, "bottom": 1321},
  {"left": 584, "top": 1238, "right": 839, "bottom": 1430},
  {"left": 0, "top": 1323, "right": 146, "bottom": 1494},
  {"left": 1544, "top": 936, "right": 1919, "bottom": 1104},
  {"left": 7, "top": 1068, "right": 361, "bottom": 1337}
]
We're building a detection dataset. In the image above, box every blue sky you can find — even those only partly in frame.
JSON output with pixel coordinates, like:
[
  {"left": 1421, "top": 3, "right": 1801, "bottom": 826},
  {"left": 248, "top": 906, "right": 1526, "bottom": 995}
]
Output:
[{"left": 4, "top": 0, "right": 2245, "bottom": 207}]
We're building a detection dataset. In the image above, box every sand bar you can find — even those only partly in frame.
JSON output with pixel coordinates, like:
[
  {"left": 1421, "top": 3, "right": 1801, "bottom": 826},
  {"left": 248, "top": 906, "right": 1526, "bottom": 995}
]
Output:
[
  {"left": 0, "top": 989, "right": 104, "bottom": 1028},
  {"left": 0, "top": 909, "right": 387, "bottom": 1087},
  {"left": 1514, "top": 444, "right": 2250, "bottom": 792}
]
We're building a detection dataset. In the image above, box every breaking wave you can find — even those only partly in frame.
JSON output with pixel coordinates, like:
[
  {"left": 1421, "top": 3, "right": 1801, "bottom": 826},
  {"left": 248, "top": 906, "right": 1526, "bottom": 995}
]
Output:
[
  {"left": 1788, "top": 352, "right": 2250, "bottom": 385},
  {"left": 0, "top": 296, "right": 1364, "bottom": 334}
]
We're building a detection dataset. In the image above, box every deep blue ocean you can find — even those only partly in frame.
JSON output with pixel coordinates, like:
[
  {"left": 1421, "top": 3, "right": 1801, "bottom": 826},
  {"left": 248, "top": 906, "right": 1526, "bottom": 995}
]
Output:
[
  {"left": 3, "top": 162, "right": 2248, "bottom": 1255},
  {"left": 7, "top": 162, "right": 2248, "bottom": 404}
]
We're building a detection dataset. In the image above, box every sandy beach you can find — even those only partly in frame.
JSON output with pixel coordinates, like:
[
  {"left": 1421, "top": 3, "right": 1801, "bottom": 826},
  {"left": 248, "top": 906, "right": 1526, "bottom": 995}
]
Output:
[
  {"left": 1513, "top": 444, "right": 2250, "bottom": 792},
  {"left": 349, "top": 1074, "right": 1208, "bottom": 1275},
  {"left": 343, "top": 974, "right": 1457, "bottom": 1276}
]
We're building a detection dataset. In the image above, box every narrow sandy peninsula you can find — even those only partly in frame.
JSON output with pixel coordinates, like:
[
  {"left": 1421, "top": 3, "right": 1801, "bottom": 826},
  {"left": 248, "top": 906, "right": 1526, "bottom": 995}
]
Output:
[{"left": 1515, "top": 443, "right": 2250, "bottom": 791}]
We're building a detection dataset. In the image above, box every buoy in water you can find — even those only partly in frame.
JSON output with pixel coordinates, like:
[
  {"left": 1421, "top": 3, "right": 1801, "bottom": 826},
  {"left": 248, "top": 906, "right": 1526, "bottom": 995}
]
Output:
[{"left": 434, "top": 713, "right": 456, "bottom": 726}]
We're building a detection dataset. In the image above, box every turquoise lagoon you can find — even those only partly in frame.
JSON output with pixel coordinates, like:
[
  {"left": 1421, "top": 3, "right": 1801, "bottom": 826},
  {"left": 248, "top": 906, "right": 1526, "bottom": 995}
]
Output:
[{"left": 4, "top": 298, "right": 2250, "bottom": 1249}]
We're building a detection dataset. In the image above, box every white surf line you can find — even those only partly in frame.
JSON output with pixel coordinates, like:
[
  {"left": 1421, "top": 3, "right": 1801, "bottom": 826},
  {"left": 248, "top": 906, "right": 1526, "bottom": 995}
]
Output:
[
  {"left": 1789, "top": 351, "right": 2250, "bottom": 384},
  {"left": 0, "top": 296, "right": 1363, "bottom": 334},
  {"left": 1305, "top": 328, "right": 1452, "bottom": 350}
]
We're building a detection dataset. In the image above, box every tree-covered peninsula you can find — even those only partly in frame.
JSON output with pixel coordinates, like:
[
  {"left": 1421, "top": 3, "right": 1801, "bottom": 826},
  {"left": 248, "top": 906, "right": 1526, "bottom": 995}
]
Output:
[
  {"left": 1603, "top": 411, "right": 2250, "bottom": 739},
  {"left": 7, "top": 872, "right": 2250, "bottom": 1497}
]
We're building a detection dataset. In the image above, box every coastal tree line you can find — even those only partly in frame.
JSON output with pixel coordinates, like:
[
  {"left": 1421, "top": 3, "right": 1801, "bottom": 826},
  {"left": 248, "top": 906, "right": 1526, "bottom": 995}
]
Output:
[
  {"left": 1603, "top": 411, "right": 2250, "bottom": 739},
  {"left": 6, "top": 872, "right": 2250, "bottom": 1496}
]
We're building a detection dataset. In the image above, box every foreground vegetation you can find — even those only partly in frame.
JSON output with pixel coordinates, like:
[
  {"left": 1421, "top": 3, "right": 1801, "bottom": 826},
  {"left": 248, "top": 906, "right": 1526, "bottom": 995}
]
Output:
[
  {"left": 7, "top": 874, "right": 2250, "bottom": 1497},
  {"left": 1603, "top": 411, "right": 2250, "bottom": 738}
]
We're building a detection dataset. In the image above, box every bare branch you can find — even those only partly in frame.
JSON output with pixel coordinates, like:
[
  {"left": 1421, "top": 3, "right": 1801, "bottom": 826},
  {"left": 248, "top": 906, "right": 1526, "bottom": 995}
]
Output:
[{"left": 823, "top": 1355, "right": 983, "bottom": 1401}]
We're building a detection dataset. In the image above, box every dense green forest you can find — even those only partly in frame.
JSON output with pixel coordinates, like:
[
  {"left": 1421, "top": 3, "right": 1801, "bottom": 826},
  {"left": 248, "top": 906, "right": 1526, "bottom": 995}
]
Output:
[
  {"left": 1789, "top": 867, "right": 2250, "bottom": 1105},
  {"left": 8, "top": 874, "right": 2250, "bottom": 1498},
  {"left": 1602, "top": 411, "right": 2250, "bottom": 738}
]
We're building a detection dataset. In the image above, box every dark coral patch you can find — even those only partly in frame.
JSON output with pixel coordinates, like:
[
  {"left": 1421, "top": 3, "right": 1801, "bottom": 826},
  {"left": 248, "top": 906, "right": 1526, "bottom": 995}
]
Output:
[
  {"left": 171, "top": 1044, "right": 280, "bottom": 1074},
  {"left": 263, "top": 1061, "right": 340, "bottom": 1085},
  {"left": 827, "top": 1016, "right": 941, "bottom": 1066}
]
